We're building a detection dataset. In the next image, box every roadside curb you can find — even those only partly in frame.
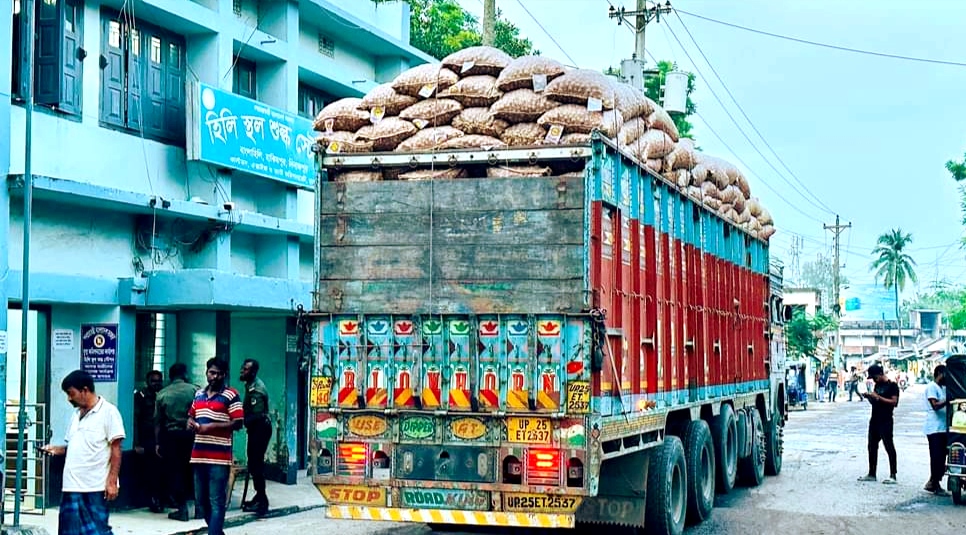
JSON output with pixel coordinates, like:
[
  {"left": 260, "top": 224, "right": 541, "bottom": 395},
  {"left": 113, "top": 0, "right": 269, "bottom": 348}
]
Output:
[{"left": 166, "top": 504, "right": 326, "bottom": 535}]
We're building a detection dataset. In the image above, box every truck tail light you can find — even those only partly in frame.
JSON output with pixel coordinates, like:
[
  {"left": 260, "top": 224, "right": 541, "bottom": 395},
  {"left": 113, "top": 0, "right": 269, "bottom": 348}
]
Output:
[
  {"left": 527, "top": 449, "right": 561, "bottom": 486},
  {"left": 337, "top": 443, "right": 368, "bottom": 477}
]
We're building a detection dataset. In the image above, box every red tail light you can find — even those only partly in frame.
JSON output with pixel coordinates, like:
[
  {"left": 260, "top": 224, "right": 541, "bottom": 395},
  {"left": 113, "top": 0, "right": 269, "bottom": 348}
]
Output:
[
  {"left": 337, "top": 443, "right": 368, "bottom": 477},
  {"left": 527, "top": 449, "right": 561, "bottom": 486}
]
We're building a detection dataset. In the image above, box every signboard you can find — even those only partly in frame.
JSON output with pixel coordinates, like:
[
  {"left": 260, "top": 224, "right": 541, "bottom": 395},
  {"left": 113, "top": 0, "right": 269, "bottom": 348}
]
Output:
[
  {"left": 53, "top": 329, "right": 74, "bottom": 350},
  {"left": 400, "top": 488, "right": 489, "bottom": 510},
  {"left": 80, "top": 324, "right": 118, "bottom": 382},
  {"left": 188, "top": 82, "right": 316, "bottom": 189}
]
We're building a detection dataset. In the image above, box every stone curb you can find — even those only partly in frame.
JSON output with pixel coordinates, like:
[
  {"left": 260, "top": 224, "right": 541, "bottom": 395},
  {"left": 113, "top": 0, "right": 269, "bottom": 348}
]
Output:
[{"left": 166, "top": 504, "right": 326, "bottom": 535}]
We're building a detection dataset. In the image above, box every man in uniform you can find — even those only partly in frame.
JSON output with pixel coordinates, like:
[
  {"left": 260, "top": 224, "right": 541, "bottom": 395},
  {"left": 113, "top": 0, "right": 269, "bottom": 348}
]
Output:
[
  {"left": 240, "top": 358, "right": 272, "bottom": 515},
  {"left": 155, "top": 362, "right": 200, "bottom": 521},
  {"left": 134, "top": 370, "right": 164, "bottom": 512}
]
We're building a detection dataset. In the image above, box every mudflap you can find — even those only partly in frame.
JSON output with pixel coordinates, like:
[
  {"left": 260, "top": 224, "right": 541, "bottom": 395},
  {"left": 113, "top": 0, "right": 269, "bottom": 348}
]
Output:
[{"left": 576, "top": 449, "right": 650, "bottom": 528}]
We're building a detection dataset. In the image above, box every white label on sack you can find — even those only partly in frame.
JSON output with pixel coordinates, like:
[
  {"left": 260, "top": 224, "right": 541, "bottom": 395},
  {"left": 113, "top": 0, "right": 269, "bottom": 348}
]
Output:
[
  {"left": 587, "top": 97, "right": 603, "bottom": 112},
  {"left": 532, "top": 74, "right": 548, "bottom": 92},
  {"left": 418, "top": 84, "right": 436, "bottom": 98},
  {"left": 461, "top": 61, "right": 475, "bottom": 73},
  {"left": 370, "top": 106, "right": 385, "bottom": 124},
  {"left": 413, "top": 119, "right": 429, "bottom": 130},
  {"left": 324, "top": 118, "right": 335, "bottom": 134},
  {"left": 544, "top": 124, "right": 564, "bottom": 145}
]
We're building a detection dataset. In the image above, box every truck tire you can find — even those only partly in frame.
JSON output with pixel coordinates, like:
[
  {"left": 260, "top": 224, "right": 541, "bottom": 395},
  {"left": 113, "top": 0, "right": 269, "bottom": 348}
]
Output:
[
  {"left": 764, "top": 414, "right": 783, "bottom": 476},
  {"left": 738, "top": 409, "right": 765, "bottom": 487},
  {"left": 682, "top": 420, "right": 715, "bottom": 524},
  {"left": 645, "top": 436, "right": 687, "bottom": 535},
  {"left": 710, "top": 404, "right": 738, "bottom": 494}
]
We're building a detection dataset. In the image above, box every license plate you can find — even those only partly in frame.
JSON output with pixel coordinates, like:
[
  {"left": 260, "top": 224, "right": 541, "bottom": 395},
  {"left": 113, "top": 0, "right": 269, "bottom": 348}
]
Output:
[
  {"left": 506, "top": 417, "right": 552, "bottom": 444},
  {"left": 503, "top": 493, "right": 581, "bottom": 512}
]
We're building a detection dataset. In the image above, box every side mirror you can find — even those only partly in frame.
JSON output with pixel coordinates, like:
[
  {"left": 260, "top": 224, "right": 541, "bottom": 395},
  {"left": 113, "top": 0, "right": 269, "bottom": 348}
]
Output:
[{"left": 782, "top": 305, "right": 793, "bottom": 322}]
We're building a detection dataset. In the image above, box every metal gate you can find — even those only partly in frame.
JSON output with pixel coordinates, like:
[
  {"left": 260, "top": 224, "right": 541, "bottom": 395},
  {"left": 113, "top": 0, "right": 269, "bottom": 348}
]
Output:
[{"left": 3, "top": 403, "right": 49, "bottom": 518}]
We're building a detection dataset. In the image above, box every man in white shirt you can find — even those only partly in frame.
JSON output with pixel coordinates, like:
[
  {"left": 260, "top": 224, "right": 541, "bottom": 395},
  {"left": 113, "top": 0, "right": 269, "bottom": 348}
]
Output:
[
  {"left": 41, "top": 370, "right": 126, "bottom": 535},
  {"left": 923, "top": 364, "right": 949, "bottom": 495}
]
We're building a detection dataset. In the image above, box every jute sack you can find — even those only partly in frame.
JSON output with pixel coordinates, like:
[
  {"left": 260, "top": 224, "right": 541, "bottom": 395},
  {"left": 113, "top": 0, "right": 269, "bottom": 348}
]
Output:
[
  {"left": 399, "top": 99, "right": 463, "bottom": 125},
  {"left": 735, "top": 173, "right": 751, "bottom": 199},
  {"left": 491, "top": 89, "right": 560, "bottom": 123},
  {"left": 544, "top": 69, "right": 616, "bottom": 109},
  {"left": 496, "top": 55, "right": 567, "bottom": 92},
  {"left": 333, "top": 170, "right": 381, "bottom": 182},
  {"left": 314, "top": 98, "right": 370, "bottom": 132},
  {"left": 359, "top": 83, "right": 417, "bottom": 116},
  {"left": 630, "top": 129, "right": 675, "bottom": 160},
  {"left": 760, "top": 224, "right": 776, "bottom": 240},
  {"left": 759, "top": 207, "right": 773, "bottom": 226},
  {"left": 537, "top": 105, "right": 623, "bottom": 137},
  {"left": 617, "top": 117, "right": 647, "bottom": 146},
  {"left": 747, "top": 197, "right": 763, "bottom": 217},
  {"left": 396, "top": 126, "right": 464, "bottom": 152},
  {"left": 438, "top": 134, "right": 506, "bottom": 150},
  {"left": 645, "top": 159, "right": 664, "bottom": 174},
  {"left": 392, "top": 64, "right": 459, "bottom": 98},
  {"left": 452, "top": 108, "right": 509, "bottom": 137},
  {"left": 487, "top": 166, "right": 552, "bottom": 178},
  {"left": 560, "top": 133, "right": 592, "bottom": 144},
  {"left": 611, "top": 81, "right": 650, "bottom": 121},
  {"left": 438, "top": 76, "right": 503, "bottom": 108},
  {"left": 667, "top": 138, "right": 698, "bottom": 170},
  {"left": 316, "top": 131, "right": 373, "bottom": 154},
  {"left": 399, "top": 167, "right": 468, "bottom": 181},
  {"left": 355, "top": 117, "right": 417, "bottom": 151},
  {"left": 646, "top": 106, "right": 680, "bottom": 141},
  {"left": 500, "top": 123, "right": 545, "bottom": 146},
  {"left": 442, "top": 46, "right": 513, "bottom": 77}
]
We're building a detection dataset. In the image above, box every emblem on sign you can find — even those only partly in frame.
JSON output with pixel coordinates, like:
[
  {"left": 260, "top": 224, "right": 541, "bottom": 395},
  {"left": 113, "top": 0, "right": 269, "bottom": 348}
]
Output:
[
  {"left": 450, "top": 417, "right": 486, "bottom": 440},
  {"left": 347, "top": 415, "right": 388, "bottom": 438}
]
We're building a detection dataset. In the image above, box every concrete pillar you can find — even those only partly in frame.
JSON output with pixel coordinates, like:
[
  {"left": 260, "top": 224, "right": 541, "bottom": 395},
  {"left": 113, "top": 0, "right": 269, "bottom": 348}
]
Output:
[
  {"left": 0, "top": 0, "right": 13, "bottom": 449},
  {"left": 281, "top": 315, "right": 300, "bottom": 482},
  {"left": 116, "top": 308, "right": 136, "bottom": 449},
  {"left": 177, "top": 311, "right": 217, "bottom": 385}
]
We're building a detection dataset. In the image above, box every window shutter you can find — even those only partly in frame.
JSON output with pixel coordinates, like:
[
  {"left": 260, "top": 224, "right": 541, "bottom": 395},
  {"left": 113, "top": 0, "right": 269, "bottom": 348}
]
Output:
[
  {"left": 34, "top": 0, "right": 64, "bottom": 106},
  {"left": 127, "top": 26, "right": 143, "bottom": 131},
  {"left": 100, "top": 18, "right": 126, "bottom": 127},
  {"left": 13, "top": 2, "right": 30, "bottom": 98},
  {"left": 142, "top": 32, "right": 167, "bottom": 139},
  {"left": 164, "top": 38, "right": 186, "bottom": 142},
  {"left": 59, "top": 0, "right": 83, "bottom": 115}
]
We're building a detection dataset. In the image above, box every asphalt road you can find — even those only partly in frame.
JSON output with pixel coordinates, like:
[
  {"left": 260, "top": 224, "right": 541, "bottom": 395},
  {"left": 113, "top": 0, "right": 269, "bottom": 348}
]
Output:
[{"left": 228, "top": 384, "right": 963, "bottom": 535}]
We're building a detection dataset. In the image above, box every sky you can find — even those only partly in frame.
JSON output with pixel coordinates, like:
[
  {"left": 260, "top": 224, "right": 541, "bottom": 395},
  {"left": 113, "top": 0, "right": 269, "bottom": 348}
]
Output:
[{"left": 455, "top": 0, "right": 966, "bottom": 296}]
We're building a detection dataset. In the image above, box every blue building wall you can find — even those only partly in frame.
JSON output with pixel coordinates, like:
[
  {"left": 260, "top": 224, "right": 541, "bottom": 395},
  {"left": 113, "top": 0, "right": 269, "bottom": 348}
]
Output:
[{"left": 4, "top": 0, "right": 430, "bottom": 500}]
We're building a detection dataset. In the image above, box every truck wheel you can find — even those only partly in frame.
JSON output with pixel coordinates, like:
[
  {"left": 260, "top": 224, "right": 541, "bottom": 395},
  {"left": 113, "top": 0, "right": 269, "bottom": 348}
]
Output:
[
  {"left": 953, "top": 477, "right": 964, "bottom": 505},
  {"left": 645, "top": 435, "right": 687, "bottom": 535},
  {"left": 682, "top": 420, "right": 715, "bottom": 524},
  {"left": 738, "top": 409, "right": 765, "bottom": 487},
  {"left": 764, "top": 415, "right": 783, "bottom": 476},
  {"left": 710, "top": 404, "right": 738, "bottom": 494}
]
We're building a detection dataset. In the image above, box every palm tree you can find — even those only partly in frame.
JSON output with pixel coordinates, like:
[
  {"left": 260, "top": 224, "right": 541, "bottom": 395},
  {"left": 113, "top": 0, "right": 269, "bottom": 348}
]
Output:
[{"left": 870, "top": 229, "right": 917, "bottom": 347}]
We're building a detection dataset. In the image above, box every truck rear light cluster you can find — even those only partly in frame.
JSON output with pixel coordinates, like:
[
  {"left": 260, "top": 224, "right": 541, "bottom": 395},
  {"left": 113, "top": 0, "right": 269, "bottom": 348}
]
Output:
[
  {"left": 526, "top": 449, "right": 561, "bottom": 486},
  {"left": 337, "top": 443, "right": 368, "bottom": 477}
]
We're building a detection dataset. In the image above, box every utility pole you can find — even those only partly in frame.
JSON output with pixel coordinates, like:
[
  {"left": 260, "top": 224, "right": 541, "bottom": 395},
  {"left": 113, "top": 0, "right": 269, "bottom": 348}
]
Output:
[
  {"left": 482, "top": 0, "right": 496, "bottom": 46},
  {"left": 824, "top": 215, "right": 851, "bottom": 369},
  {"left": 608, "top": 0, "right": 673, "bottom": 63}
]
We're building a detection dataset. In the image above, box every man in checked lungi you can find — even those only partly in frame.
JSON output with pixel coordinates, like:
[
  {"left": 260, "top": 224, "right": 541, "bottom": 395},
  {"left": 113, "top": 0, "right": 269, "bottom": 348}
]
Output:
[{"left": 41, "top": 370, "right": 126, "bottom": 535}]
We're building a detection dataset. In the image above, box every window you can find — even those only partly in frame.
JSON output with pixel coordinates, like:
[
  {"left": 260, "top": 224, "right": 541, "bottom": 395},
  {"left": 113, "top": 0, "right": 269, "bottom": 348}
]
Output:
[
  {"left": 11, "top": 0, "right": 84, "bottom": 116},
  {"left": 100, "top": 11, "right": 185, "bottom": 144},
  {"left": 317, "top": 33, "right": 335, "bottom": 58},
  {"left": 298, "top": 83, "right": 333, "bottom": 119},
  {"left": 232, "top": 58, "right": 257, "bottom": 99}
]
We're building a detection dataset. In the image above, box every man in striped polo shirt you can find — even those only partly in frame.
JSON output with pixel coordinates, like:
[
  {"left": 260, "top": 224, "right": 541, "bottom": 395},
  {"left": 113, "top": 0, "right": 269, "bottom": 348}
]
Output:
[{"left": 188, "top": 358, "right": 243, "bottom": 535}]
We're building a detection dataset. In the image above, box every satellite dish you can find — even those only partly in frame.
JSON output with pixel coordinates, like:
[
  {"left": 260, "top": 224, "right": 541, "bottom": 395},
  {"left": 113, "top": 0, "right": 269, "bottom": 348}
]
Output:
[{"left": 663, "top": 70, "right": 689, "bottom": 115}]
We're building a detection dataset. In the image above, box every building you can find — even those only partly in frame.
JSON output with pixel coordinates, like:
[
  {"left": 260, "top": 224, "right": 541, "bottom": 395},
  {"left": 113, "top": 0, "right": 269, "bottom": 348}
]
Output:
[
  {"left": 1, "top": 0, "right": 430, "bottom": 509},
  {"left": 784, "top": 287, "right": 822, "bottom": 318}
]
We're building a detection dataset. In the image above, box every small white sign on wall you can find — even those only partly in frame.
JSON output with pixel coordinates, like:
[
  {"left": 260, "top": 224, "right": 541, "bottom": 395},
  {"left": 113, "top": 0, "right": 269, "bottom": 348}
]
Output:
[
  {"left": 0, "top": 330, "right": 7, "bottom": 354},
  {"left": 53, "top": 329, "right": 75, "bottom": 350}
]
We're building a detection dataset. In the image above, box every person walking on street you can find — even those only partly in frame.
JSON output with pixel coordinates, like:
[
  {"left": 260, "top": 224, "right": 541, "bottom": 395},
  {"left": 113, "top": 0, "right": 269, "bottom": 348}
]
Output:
[
  {"left": 155, "top": 362, "right": 200, "bottom": 521},
  {"left": 828, "top": 368, "right": 839, "bottom": 402},
  {"left": 134, "top": 370, "right": 164, "bottom": 513},
  {"left": 40, "top": 370, "right": 125, "bottom": 535},
  {"left": 817, "top": 369, "right": 827, "bottom": 402},
  {"left": 240, "top": 359, "right": 272, "bottom": 515},
  {"left": 923, "top": 364, "right": 950, "bottom": 495},
  {"left": 189, "top": 358, "right": 243, "bottom": 535},
  {"left": 858, "top": 364, "right": 900, "bottom": 484},
  {"left": 848, "top": 367, "right": 862, "bottom": 402}
]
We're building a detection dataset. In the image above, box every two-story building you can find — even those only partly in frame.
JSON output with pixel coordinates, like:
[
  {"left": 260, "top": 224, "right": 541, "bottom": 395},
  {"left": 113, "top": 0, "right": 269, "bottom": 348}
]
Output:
[{"left": 1, "top": 0, "right": 430, "bottom": 509}]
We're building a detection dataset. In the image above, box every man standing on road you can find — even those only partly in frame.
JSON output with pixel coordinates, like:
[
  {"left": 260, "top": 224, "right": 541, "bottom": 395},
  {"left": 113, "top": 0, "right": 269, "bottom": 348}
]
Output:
[
  {"left": 41, "top": 370, "right": 125, "bottom": 535},
  {"left": 189, "top": 358, "right": 244, "bottom": 535},
  {"left": 848, "top": 367, "right": 862, "bottom": 402},
  {"left": 134, "top": 370, "right": 164, "bottom": 512},
  {"left": 923, "top": 364, "right": 950, "bottom": 495},
  {"left": 858, "top": 364, "right": 900, "bottom": 484},
  {"left": 828, "top": 367, "right": 840, "bottom": 402},
  {"left": 155, "top": 362, "right": 200, "bottom": 521},
  {"left": 240, "top": 358, "right": 272, "bottom": 515}
]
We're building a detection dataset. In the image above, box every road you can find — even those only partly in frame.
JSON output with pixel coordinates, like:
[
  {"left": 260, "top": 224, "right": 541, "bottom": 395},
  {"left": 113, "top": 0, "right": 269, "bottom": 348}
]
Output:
[{"left": 228, "top": 384, "right": 962, "bottom": 534}]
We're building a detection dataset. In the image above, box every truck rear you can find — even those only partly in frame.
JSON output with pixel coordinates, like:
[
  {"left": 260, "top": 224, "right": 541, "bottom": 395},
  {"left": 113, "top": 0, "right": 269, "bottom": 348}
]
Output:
[{"left": 307, "top": 138, "right": 786, "bottom": 534}]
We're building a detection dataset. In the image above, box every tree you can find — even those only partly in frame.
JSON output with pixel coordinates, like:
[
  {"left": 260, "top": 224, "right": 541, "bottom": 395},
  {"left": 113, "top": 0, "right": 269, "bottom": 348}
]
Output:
[
  {"left": 605, "top": 61, "right": 697, "bottom": 139},
  {"left": 799, "top": 253, "right": 849, "bottom": 313},
  {"left": 947, "top": 153, "right": 966, "bottom": 182},
  {"left": 371, "top": 0, "right": 534, "bottom": 59},
  {"left": 870, "top": 229, "right": 918, "bottom": 346},
  {"left": 903, "top": 285, "right": 966, "bottom": 330},
  {"left": 786, "top": 309, "right": 837, "bottom": 361}
]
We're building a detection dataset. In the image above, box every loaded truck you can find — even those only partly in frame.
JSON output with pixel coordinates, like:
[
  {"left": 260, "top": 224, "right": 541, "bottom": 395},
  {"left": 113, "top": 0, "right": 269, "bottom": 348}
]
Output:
[{"left": 305, "top": 136, "right": 787, "bottom": 534}]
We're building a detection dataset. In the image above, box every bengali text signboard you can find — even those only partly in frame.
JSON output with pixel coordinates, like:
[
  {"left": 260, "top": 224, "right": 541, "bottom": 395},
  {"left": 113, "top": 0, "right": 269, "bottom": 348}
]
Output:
[
  {"left": 188, "top": 82, "right": 316, "bottom": 189},
  {"left": 81, "top": 324, "right": 118, "bottom": 382}
]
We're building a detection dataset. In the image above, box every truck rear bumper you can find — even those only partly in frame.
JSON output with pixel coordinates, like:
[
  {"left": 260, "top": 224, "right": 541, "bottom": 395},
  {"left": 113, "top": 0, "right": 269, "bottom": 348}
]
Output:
[{"left": 326, "top": 505, "right": 576, "bottom": 528}]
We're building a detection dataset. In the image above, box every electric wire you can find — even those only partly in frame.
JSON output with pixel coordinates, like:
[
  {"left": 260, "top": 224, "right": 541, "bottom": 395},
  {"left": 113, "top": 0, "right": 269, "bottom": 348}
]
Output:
[
  {"left": 514, "top": 0, "right": 579, "bottom": 67},
  {"left": 675, "top": 9, "right": 966, "bottom": 68}
]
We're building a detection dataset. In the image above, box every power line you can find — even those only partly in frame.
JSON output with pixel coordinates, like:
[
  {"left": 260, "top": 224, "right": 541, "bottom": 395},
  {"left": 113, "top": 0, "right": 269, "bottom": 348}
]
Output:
[
  {"left": 664, "top": 19, "right": 835, "bottom": 218},
  {"left": 672, "top": 10, "right": 836, "bottom": 215},
  {"left": 514, "top": 0, "right": 579, "bottom": 67},
  {"left": 676, "top": 8, "right": 966, "bottom": 68}
]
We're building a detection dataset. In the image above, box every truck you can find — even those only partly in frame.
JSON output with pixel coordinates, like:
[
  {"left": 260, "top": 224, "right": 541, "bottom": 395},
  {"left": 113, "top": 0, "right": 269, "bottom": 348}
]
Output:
[{"left": 305, "top": 136, "right": 787, "bottom": 535}]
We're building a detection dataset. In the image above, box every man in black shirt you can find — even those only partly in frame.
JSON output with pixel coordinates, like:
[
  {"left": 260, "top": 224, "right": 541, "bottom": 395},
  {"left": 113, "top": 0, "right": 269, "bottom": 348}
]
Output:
[{"left": 857, "top": 364, "right": 900, "bottom": 484}]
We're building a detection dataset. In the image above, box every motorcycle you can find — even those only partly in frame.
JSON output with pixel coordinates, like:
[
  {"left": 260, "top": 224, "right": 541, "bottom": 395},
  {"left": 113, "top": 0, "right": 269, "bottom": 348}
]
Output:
[{"left": 945, "top": 354, "right": 966, "bottom": 505}]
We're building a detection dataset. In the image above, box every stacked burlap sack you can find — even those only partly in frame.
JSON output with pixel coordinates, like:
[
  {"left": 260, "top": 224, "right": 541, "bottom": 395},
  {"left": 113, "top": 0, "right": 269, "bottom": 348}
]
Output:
[{"left": 313, "top": 46, "right": 774, "bottom": 240}]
